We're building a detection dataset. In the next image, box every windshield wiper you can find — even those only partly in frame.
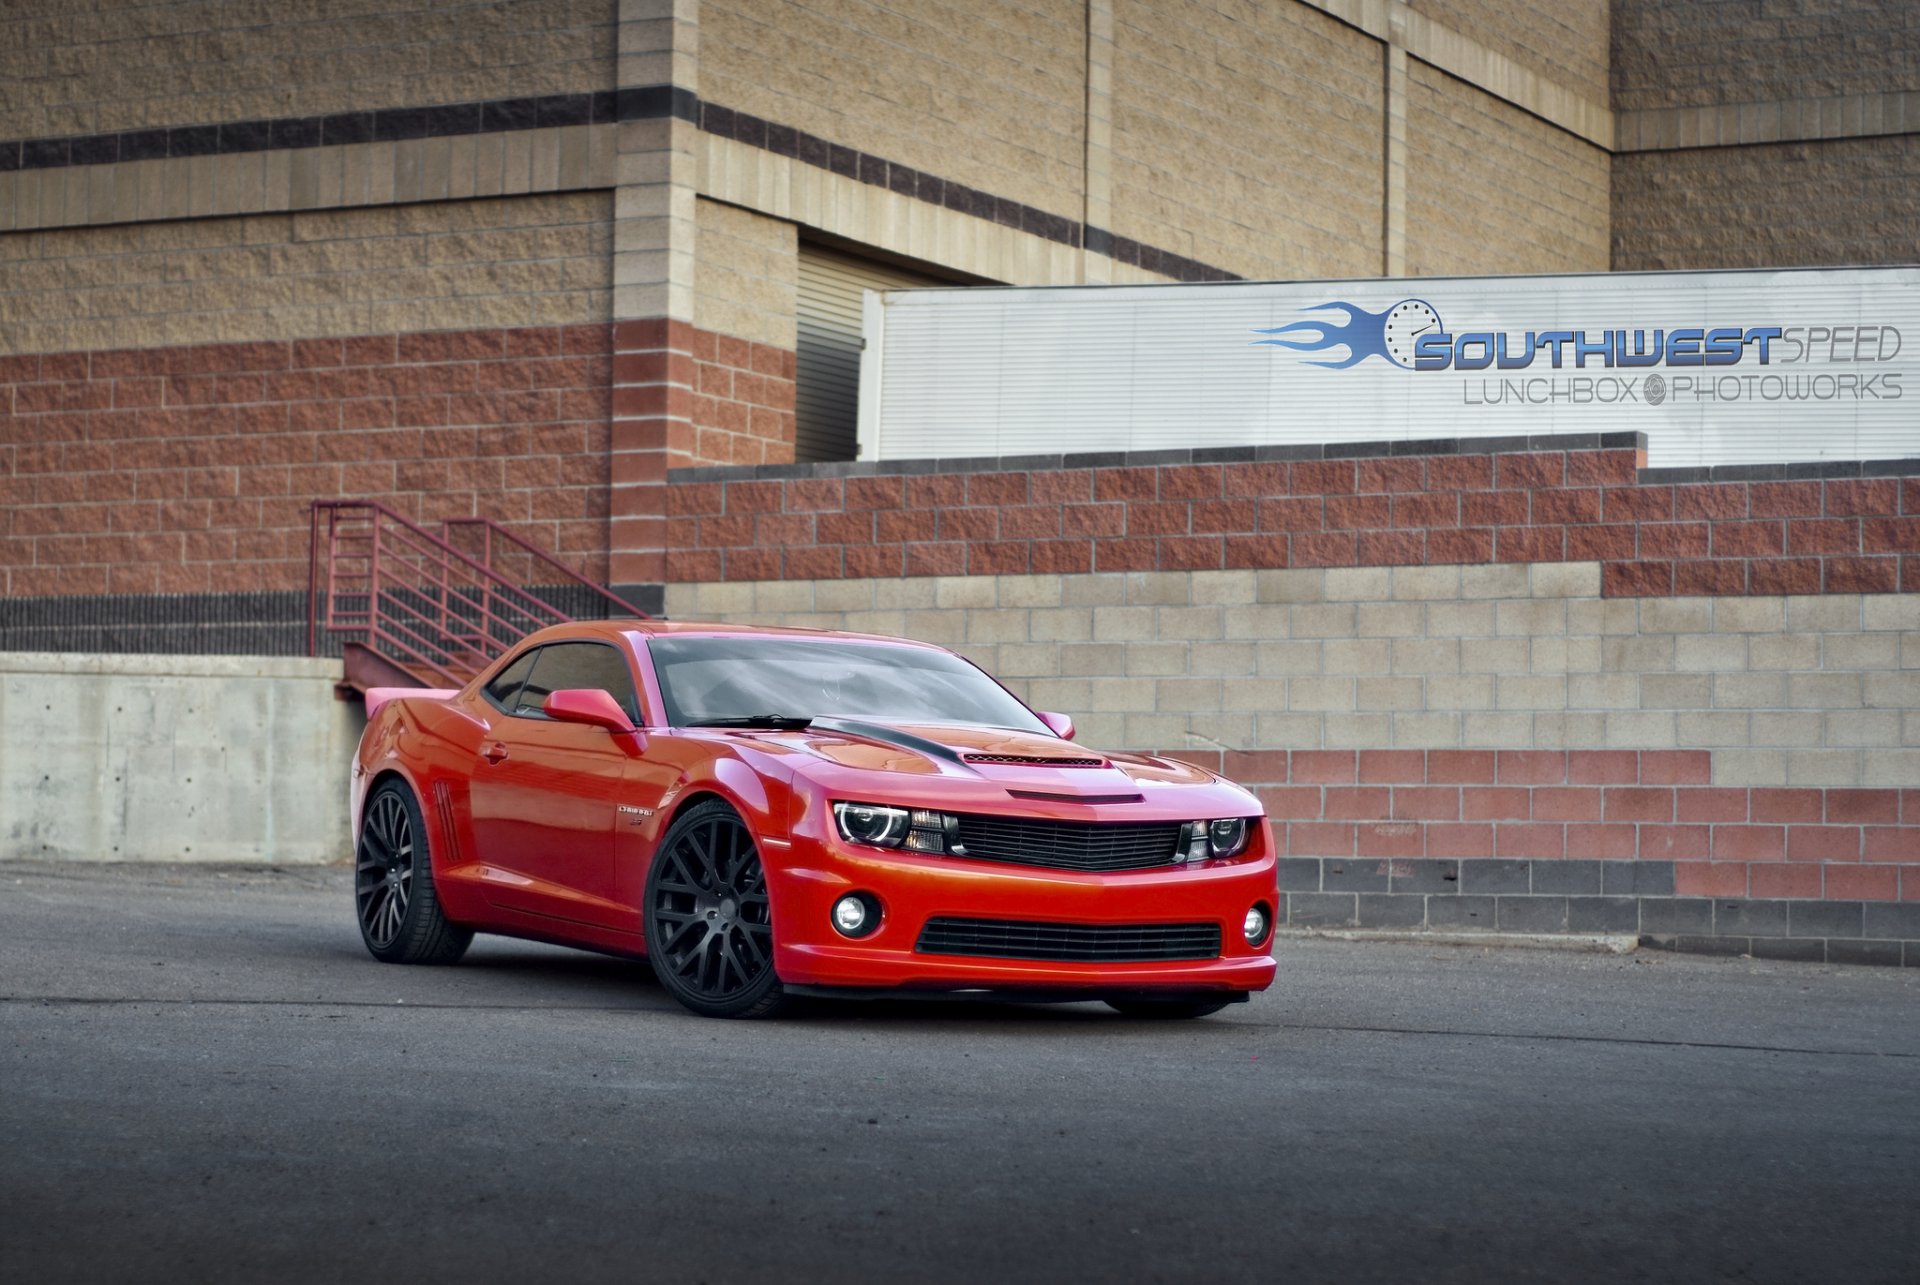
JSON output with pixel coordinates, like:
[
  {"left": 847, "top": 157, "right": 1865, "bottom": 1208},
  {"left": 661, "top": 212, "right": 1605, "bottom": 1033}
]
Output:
[{"left": 685, "top": 715, "right": 814, "bottom": 729}]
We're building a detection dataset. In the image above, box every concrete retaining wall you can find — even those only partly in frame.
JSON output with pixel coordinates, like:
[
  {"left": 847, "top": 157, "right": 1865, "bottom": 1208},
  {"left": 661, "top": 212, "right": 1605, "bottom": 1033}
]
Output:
[{"left": 0, "top": 652, "right": 362, "bottom": 864}]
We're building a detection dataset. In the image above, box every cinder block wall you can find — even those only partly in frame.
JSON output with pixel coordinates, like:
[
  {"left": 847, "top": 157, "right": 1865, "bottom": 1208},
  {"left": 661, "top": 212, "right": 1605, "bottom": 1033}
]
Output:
[
  {"left": 664, "top": 436, "right": 1920, "bottom": 965},
  {"left": 0, "top": 196, "right": 616, "bottom": 601},
  {"left": 1610, "top": 0, "right": 1920, "bottom": 270}
]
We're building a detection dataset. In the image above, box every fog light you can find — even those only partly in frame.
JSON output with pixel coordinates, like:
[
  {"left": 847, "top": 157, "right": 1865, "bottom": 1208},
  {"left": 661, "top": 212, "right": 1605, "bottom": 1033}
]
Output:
[
  {"left": 832, "top": 894, "right": 878, "bottom": 938},
  {"left": 1243, "top": 904, "right": 1271, "bottom": 946}
]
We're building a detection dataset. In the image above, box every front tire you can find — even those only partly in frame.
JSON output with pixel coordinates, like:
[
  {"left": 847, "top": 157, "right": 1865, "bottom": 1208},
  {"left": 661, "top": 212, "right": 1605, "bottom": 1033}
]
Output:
[
  {"left": 355, "top": 779, "right": 472, "bottom": 965},
  {"left": 644, "top": 799, "right": 784, "bottom": 1018}
]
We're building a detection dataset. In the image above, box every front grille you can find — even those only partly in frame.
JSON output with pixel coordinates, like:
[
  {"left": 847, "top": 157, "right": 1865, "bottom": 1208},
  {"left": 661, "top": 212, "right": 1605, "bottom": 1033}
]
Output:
[
  {"left": 952, "top": 815, "right": 1183, "bottom": 872},
  {"left": 962, "top": 752, "right": 1107, "bottom": 768},
  {"left": 916, "top": 917, "right": 1221, "bottom": 962}
]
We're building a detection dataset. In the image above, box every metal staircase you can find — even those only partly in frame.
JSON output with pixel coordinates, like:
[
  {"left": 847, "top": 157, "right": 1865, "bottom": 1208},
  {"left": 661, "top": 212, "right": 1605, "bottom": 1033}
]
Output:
[{"left": 306, "top": 499, "right": 649, "bottom": 696}]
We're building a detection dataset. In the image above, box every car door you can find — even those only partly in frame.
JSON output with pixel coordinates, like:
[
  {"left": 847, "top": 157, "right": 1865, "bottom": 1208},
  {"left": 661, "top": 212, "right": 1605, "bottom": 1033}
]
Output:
[{"left": 466, "top": 640, "right": 641, "bottom": 929}]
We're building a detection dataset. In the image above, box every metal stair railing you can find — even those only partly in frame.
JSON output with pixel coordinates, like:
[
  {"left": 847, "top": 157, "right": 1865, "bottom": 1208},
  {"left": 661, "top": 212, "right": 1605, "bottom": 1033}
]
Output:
[
  {"left": 437, "top": 515, "right": 652, "bottom": 624},
  {"left": 306, "top": 499, "right": 648, "bottom": 691}
]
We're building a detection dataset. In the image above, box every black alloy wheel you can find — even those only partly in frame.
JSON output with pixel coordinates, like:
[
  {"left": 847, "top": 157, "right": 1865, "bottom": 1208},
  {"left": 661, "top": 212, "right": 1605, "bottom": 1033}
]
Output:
[
  {"left": 355, "top": 780, "right": 472, "bottom": 965},
  {"left": 644, "top": 798, "right": 783, "bottom": 1018}
]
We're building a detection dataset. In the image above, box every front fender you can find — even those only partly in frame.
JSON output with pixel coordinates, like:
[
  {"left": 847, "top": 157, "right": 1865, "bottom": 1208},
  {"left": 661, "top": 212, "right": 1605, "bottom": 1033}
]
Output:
[{"left": 659, "top": 752, "right": 791, "bottom": 844}]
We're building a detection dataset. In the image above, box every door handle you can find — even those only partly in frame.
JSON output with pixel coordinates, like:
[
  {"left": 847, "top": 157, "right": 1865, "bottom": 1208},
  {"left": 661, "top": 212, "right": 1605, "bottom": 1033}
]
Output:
[{"left": 483, "top": 742, "right": 510, "bottom": 765}]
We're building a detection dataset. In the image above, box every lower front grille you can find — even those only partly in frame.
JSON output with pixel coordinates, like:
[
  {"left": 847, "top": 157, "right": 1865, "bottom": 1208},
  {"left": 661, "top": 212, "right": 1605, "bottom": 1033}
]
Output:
[{"left": 915, "top": 917, "right": 1222, "bottom": 962}]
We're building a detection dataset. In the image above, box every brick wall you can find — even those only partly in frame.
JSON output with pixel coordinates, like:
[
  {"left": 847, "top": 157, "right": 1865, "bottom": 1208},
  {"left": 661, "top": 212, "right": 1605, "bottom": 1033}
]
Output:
[
  {"left": 664, "top": 440, "right": 1920, "bottom": 595},
  {"left": 699, "top": 0, "right": 1089, "bottom": 227},
  {"left": 1405, "top": 62, "right": 1609, "bottom": 276},
  {"left": 1108, "top": 0, "right": 1383, "bottom": 280},
  {"left": 685, "top": 198, "right": 798, "bottom": 466},
  {"left": 1613, "top": 135, "right": 1920, "bottom": 272},
  {"left": 665, "top": 436, "right": 1920, "bottom": 964},
  {"left": 1408, "top": 0, "right": 1609, "bottom": 104},
  {"left": 1611, "top": 0, "right": 1920, "bottom": 112},
  {"left": 0, "top": 193, "right": 613, "bottom": 356},
  {"left": 0, "top": 322, "right": 612, "bottom": 596},
  {"left": 1163, "top": 746, "right": 1920, "bottom": 963},
  {"left": 0, "top": 0, "right": 616, "bottom": 138}
]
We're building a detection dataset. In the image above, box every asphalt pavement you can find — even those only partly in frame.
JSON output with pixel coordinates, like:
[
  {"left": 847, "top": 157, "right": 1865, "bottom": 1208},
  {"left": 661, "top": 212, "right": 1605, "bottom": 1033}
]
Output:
[{"left": 2, "top": 862, "right": 1916, "bottom": 1285}]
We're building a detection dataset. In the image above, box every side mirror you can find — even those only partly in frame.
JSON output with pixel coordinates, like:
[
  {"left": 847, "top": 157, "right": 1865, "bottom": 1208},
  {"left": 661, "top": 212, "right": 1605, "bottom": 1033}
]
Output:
[
  {"left": 544, "top": 688, "right": 637, "bottom": 735},
  {"left": 1038, "top": 710, "right": 1075, "bottom": 741}
]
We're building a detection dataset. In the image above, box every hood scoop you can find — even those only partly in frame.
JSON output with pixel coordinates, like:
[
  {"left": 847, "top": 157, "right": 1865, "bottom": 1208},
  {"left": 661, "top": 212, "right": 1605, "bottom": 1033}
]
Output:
[
  {"left": 1006, "top": 789, "right": 1144, "bottom": 804},
  {"left": 963, "top": 752, "right": 1108, "bottom": 768}
]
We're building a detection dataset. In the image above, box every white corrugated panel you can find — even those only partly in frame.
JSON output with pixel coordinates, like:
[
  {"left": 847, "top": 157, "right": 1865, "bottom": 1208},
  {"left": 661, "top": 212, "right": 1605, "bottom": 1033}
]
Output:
[
  {"left": 865, "top": 267, "right": 1920, "bottom": 467},
  {"left": 796, "top": 245, "right": 944, "bottom": 462}
]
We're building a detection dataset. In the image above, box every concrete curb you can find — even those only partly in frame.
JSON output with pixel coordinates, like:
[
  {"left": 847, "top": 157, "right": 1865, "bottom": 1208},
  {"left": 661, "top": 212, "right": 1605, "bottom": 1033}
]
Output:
[{"left": 1276, "top": 928, "right": 1640, "bottom": 955}]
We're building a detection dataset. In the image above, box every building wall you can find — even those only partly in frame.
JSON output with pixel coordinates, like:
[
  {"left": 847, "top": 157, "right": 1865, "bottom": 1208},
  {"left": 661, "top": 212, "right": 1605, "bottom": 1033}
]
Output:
[
  {"left": 1612, "top": 134, "right": 1920, "bottom": 272},
  {"left": 698, "top": 0, "right": 1089, "bottom": 226},
  {"left": 682, "top": 197, "right": 797, "bottom": 468},
  {"left": 1405, "top": 63, "right": 1610, "bottom": 276},
  {"left": 1609, "top": 0, "right": 1920, "bottom": 271},
  {"left": 0, "top": 194, "right": 616, "bottom": 599},
  {"left": 0, "top": 192, "right": 612, "bottom": 355},
  {"left": 662, "top": 437, "right": 1920, "bottom": 961},
  {"left": 1611, "top": 0, "right": 1920, "bottom": 112},
  {"left": 1410, "top": 0, "right": 1610, "bottom": 105},
  {"left": 664, "top": 441, "right": 1916, "bottom": 596},
  {"left": 0, "top": 651, "right": 362, "bottom": 863},
  {"left": 0, "top": 0, "right": 617, "bottom": 138},
  {"left": 1107, "top": 0, "right": 1384, "bottom": 280}
]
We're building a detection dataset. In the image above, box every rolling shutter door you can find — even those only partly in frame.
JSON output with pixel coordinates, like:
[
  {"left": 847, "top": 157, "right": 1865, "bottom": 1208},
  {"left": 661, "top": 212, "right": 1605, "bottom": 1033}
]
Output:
[{"left": 796, "top": 245, "right": 943, "bottom": 462}]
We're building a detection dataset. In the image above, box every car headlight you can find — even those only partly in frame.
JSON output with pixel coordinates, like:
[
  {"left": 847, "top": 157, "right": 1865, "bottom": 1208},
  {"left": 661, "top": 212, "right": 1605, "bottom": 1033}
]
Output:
[
  {"left": 1177, "top": 817, "right": 1252, "bottom": 862},
  {"left": 833, "top": 803, "right": 962, "bottom": 855}
]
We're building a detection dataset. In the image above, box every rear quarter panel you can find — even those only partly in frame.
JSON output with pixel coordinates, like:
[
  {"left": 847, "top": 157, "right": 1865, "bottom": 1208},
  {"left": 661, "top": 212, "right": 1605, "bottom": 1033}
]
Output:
[{"left": 353, "top": 692, "right": 491, "bottom": 922}]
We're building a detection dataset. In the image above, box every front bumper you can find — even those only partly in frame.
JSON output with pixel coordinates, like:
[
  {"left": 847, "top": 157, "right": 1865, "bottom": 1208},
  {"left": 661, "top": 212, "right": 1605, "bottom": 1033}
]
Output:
[{"left": 765, "top": 834, "right": 1279, "bottom": 995}]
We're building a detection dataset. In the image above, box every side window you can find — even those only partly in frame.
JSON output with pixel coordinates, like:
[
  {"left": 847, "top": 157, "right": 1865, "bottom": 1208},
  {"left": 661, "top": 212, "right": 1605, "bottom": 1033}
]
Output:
[
  {"left": 483, "top": 647, "right": 540, "bottom": 711},
  {"left": 515, "top": 642, "right": 639, "bottom": 721}
]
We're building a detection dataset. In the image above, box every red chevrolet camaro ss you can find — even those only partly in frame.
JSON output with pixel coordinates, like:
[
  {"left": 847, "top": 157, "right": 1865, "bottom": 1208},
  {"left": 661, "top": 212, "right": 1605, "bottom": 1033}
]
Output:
[{"left": 350, "top": 620, "right": 1278, "bottom": 1018}]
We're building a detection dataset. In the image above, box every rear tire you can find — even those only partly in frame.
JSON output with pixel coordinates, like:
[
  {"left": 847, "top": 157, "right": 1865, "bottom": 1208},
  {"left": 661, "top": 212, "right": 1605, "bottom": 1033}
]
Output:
[
  {"left": 1104, "top": 994, "right": 1241, "bottom": 1020},
  {"left": 355, "top": 779, "right": 472, "bottom": 966}
]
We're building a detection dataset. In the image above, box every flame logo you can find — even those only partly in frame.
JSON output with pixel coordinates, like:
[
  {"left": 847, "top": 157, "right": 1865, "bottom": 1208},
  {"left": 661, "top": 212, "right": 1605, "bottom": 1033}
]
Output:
[{"left": 1252, "top": 299, "right": 1439, "bottom": 370}]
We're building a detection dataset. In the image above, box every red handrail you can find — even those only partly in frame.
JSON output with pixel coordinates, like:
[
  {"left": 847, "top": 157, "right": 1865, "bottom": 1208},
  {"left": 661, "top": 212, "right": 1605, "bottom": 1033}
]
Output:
[
  {"left": 439, "top": 515, "right": 652, "bottom": 620},
  {"left": 306, "top": 499, "right": 647, "bottom": 691}
]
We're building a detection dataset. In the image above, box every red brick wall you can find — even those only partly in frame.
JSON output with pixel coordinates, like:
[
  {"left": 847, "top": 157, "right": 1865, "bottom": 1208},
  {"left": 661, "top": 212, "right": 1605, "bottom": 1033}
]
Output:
[
  {"left": 687, "top": 329, "right": 796, "bottom": 467},
  {"left": 1164, "top": 748, "right": 1919, "bottom": 903},
  {"left": 607, "top": 318, "right": 796, "bottom": 591},
  {"left": 0, "top": 324, "right": 612, "bottom": 596},
  {"left": 664, "top": 446, "right": 1920, "bottom": 593}
]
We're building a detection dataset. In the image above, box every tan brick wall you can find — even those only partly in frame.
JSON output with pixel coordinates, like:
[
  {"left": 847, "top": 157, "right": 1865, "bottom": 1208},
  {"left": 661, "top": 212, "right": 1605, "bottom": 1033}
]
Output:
[
  {"left": 1408, "top": 0, "right": 1608, "bottom": 105},
  {"left": 1405, "top": 61, "right": 1608, "bottom": 276},
  {"left": 1613, "top": 134, "right": 1920, "bottom": 271},
  {"left": 0, "top": 125, "right": 614, "bottom": 235},
  {"left": 0, "top": 193, "right": 611, "bottom": 355},
  {"left": 1612, "top": 0, "right": 1920, "bottom": 113},
  {"left": 693, "top": 198, "right": 797, "bottom": 351},
  {"left": 0, "top": 0, "right": 616, "bottom": 138},
  {"left": 664, "top": 568, "right": 1920, "bottom": 785},
  {"left": 1109, "top": 0, "right": 1383, "bottom": 279},
  {"left": 698, "top": 0, "right": 1088, "bottom": 224}
]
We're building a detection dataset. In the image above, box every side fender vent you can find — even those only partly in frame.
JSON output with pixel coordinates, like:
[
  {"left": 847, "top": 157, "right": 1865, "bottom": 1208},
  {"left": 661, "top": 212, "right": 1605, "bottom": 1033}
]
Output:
[{"left": 431, "top": 781, "right": 463, "bottom": 864}]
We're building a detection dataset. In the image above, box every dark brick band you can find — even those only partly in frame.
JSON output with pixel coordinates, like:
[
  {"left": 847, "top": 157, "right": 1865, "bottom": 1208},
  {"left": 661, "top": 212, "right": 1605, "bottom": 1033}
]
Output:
[
  {"left": 1277, "top": 857, "right": 1920, "bottom": 966},
  {"left": 0, "top": 86, "right": 1238, "bottom": 284}
]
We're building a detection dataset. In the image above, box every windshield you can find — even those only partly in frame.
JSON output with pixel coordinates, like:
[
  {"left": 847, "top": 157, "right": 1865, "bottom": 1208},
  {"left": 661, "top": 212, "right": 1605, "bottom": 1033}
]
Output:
[{"left": 646, "top": 636, "right": 1050, "bottom": 733}]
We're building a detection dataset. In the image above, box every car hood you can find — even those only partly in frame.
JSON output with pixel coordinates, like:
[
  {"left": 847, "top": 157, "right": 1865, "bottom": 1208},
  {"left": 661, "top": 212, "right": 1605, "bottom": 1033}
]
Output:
[{"left": 731, "top": 718, "right": 1223, "bottom": 797}]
